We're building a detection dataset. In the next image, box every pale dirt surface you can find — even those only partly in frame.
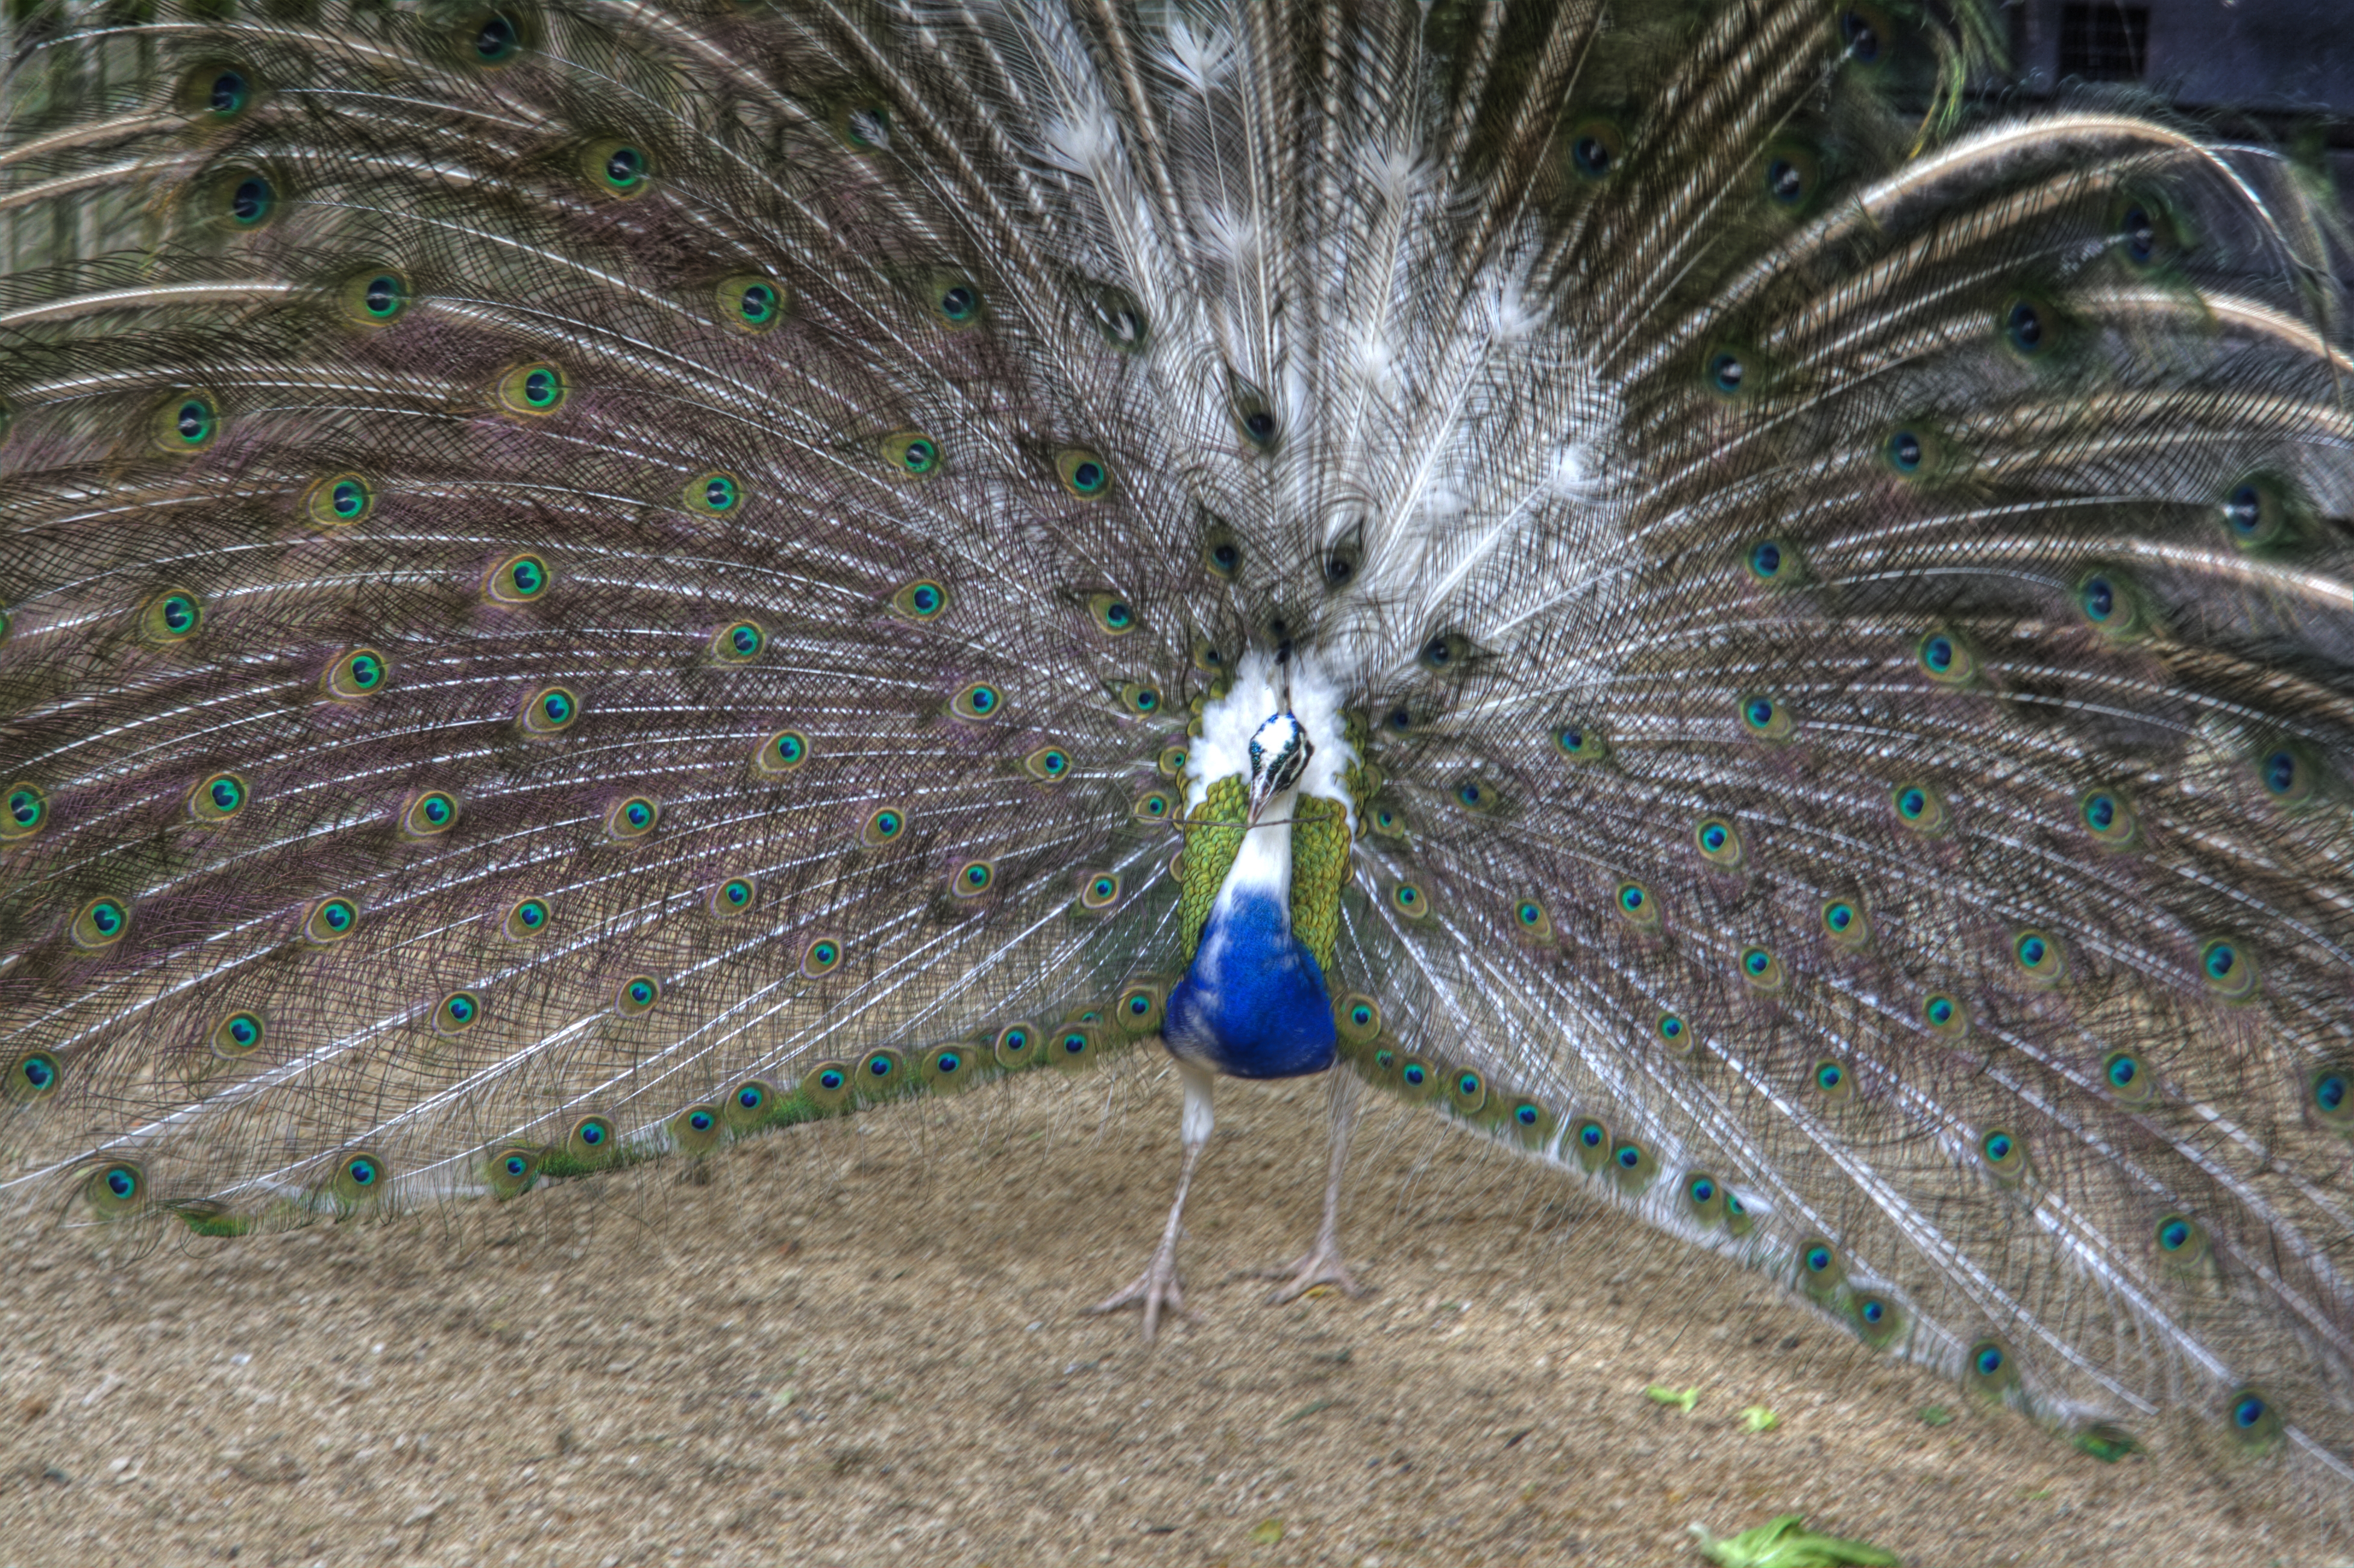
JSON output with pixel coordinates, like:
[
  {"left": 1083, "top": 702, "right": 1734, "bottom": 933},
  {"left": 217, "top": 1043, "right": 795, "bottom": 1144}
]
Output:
[{"left": 2, "top": 1067, "right": 2344, "bottom": 1568}]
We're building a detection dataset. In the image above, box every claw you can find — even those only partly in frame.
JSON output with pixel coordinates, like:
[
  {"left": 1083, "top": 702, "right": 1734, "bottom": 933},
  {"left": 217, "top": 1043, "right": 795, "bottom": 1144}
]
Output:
[
  {"left": 1088, "top": 1240, "right": 1193, "bottom": 1340},
  {"left": 1257, "top": 1240, "right": 1366, "bottom": 1304}
]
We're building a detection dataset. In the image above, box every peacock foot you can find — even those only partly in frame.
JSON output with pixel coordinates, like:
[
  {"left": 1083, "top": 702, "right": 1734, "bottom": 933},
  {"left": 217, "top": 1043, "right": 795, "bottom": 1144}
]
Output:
[
  {"left": 1256, "top": 1239, "right": 1366, "bottom": 1305},
  {"left": 1087, "top": 1240, "right": 1192, "bottom": 1340}
]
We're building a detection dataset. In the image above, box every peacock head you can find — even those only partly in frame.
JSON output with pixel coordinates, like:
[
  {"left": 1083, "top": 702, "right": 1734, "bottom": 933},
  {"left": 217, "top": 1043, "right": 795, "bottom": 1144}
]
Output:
[{"left": 1246, "top": 712, "right": 1312, "bottom": 824}]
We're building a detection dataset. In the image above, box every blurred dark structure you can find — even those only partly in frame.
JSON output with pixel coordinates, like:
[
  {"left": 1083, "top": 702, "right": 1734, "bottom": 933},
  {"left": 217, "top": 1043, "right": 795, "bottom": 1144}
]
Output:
[{"left": 2000, "top": 0, "right": 2354, "bottom": 278}]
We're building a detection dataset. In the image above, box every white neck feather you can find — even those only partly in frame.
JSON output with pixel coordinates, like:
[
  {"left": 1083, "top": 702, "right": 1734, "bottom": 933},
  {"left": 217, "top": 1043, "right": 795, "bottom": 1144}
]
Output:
[{"left": 1213, "top": 787, "right": 1296, "bottom": 921}]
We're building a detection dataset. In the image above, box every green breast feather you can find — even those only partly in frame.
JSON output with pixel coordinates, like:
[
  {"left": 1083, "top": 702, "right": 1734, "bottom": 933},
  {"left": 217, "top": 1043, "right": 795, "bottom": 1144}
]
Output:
[{"left": 1177, "top": 775, "right": 1352, "bottom": 982}]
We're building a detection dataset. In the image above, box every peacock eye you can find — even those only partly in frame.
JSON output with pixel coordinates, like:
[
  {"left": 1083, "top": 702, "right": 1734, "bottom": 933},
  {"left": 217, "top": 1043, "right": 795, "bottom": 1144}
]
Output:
[
  {"left": 519, "top": 686, "right": 580, "bottom": 736},
  {"left": 2003, "top": 299, "right": 2045, "bottom": 355},
  {"left": 952, "top": 683, "right": 1003, "bottom": 721},
  {"left": 714, "top": 273, "right": 786, "bottom": 334},
  {"left": 234, "top": 172, "right": 276, "bottom": 222},
  {"left": 435, "top": 991, "right": 483, "bottom": 1033},
  {"left": 472, "top": 11, "right": 521, "bottom": 61},
  {"left": 496, "top": 363, "right": 567, "bottom": 416},
  {"left": 2122, "top": 205, "right": 2156, "bottom": 263},
  {"left": 2, "top": 783, "right": 47, "bottom": 842},
  {"left": 607, "top": 794, "right": 660, "bottom": 839},
  {"left": 1058, "top": 450, "right": 1113, "bottom": 500},
  {"left": 209, "top": 69, "right": 250, "bottom": 114},
  {"left": 606, "top": 146, "right": 648, "bottom": 191},
  {"left": 1567, "top": 119, "right": 1624, "bottom": 180},
  {"left": 1839, "top": 7, "right": 1882, "bottom": 63}
]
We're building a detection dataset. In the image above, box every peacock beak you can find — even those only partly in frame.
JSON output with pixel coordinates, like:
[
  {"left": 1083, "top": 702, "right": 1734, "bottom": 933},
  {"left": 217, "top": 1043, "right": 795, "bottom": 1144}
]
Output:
[{"left": 1246, "top": 770, "right": 1277, "bottom": 826}]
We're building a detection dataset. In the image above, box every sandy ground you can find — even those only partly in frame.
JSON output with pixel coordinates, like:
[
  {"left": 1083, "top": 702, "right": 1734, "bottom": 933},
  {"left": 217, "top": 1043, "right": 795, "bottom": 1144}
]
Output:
[{"left": 3, "top": 1065, "right": 2345, "bottom": 1568}]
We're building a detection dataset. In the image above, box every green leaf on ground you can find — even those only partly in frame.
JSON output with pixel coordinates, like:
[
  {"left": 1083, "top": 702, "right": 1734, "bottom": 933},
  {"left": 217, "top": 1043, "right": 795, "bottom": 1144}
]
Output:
[{"left": 1688, "top": 1514, "right": 1900, "bottom": 1567}]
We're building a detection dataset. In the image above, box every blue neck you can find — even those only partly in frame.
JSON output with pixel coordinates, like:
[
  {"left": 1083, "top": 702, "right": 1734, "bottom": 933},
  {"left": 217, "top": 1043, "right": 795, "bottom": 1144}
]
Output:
[{"left": 1164, "top": 795, "right": 1337, "bottom": 1080}]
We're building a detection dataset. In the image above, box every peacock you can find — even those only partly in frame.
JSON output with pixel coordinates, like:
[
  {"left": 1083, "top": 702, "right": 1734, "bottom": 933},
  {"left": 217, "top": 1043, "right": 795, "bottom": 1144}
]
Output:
[{"left": 5, "top": 0, "right": 2354, "bottom": 1517}]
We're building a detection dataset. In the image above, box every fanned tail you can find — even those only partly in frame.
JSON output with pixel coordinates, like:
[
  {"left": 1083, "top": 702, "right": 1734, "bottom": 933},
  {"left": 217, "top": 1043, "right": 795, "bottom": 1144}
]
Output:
[{"left": 4, "top": 0, "right": 2354, "bottom": 1510}]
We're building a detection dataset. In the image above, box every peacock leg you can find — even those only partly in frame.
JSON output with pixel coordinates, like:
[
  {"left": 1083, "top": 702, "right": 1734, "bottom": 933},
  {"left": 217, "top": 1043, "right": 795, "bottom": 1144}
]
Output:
[
  {"left": 1260, "top": 1068, "right": 1366, "bottom": 1302},
  {"left": 1088, "top": 1055, "right": 1216, "bottom": 1340}
]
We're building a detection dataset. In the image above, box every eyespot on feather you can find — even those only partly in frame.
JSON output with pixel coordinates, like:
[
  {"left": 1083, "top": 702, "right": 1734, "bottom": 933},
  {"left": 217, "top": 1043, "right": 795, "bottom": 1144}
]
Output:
[
  {"left": 484, "top": 1146, "right": 541, "bottom": 1200},
  {"left": 142, "top": 588, "right": 204, "bottom": 644},
  {"left": 2, "top": 782, "right": 50, "bottom": 842},
  {"left": 303, "top": 895, "right": 359, "bottom": 946},
  {"left": 670, "top": 1105, "right": 723, "bottom": 1155},
  {"left": 305, "top": 472, "right": 375, "bottom": 528},
  {"left": 946, "top": 683, "right": 1002, "bottom": 720},
  {"left": 323, "top": 647, "right": 388, "bottom": 701},
  {"left": 8, "top": 1048, "right": 63, "bottom": 1102},
  {"left": 188, "top": 771, "right": 250, "bottom": 824},
  {"left": 1057, "top": 449, "right": 1114, "bottom": 500},
  {"left": 714, "top": 274, "right": 785, "bottom": 333},
  {"left": 927, "top": 275, "right": 983, "bottom": 329},
  {"left": 451, "top": 7, "right": 534, "bottom": 66},
  {"left": 581, "top": 137, "right": 653, "bottom": 199},
  {"left": 1889, "top": 780, "right": 1947, "bottom": 836},
  {"left": 337, "top": 267, "right": 411, "bottom": 328},
  {"left": 180, "top": 60, "right": 262, "bottom": 125},
  {"left": 682, "top": 471, "right": 744, "bottom": 516},
  {"left": 210, "top": 1009, "right": 265, "bottom": 1059},
  {"left": 755, "top": 730, "right": 809, "bottom": 775},
  {"left": 330, "top": 1149, "right": 391, "bottom": 1206},
  {"left": 400, "top": 789, "right": 459, "bottom": 838},
  {"left": 711, "top": 621, "right": 765, "bottom": 664},
  {"left": 1563, "top": 117, "right": 1625, "bottom": 181},
  {"left": 433, "top": 990, "right": 483, "bottom": 1036},
  {"left": 891, "top": 579, "right": 949, "bottom": 621},
  {"left": 501, "top": 896, "right": 553, "bottom": 942},
  {"left": 1737, "top": 692, "right": 1793, "bottom": 741},
  {"left": 614, "top": 974, "right": 661, "bottom": 1015},
  {"left": 723, "top": 1079, "right": 780, "bottom": 1129},
  {"left": 200, "top": 164, "right": 283, "bottom": 233},
  {"left": 605, "top": 794, "right": 659, "bottom": 840},
  {"left": 84, "top": 1161, "right": 148, "bottom": 1217},
  {"left": 152, "top": 392, "right": 221, "bottom": 455},
  {"left": 494, "top": 363, "right": 567, "bottom": 417},
  {"left": 708, "top": 876, "right": 756, "bottom": 920},
  {"left": 516, "top": 685, "right": 580, "bottom": 737},
  {"left": 70, "top": 895, "right": 129, "bottom": 950}
]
